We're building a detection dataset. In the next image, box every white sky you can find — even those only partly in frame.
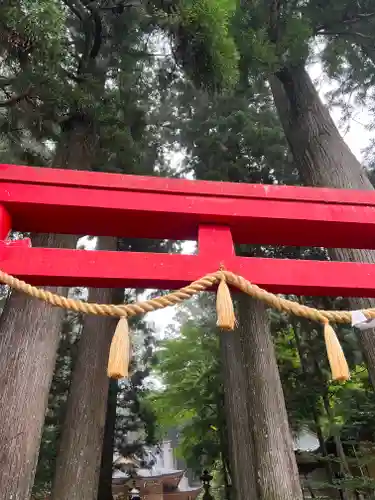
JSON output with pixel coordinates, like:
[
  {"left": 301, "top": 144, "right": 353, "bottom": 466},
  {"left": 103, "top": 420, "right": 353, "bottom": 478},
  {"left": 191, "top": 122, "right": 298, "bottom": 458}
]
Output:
[{"left": 309, "top": 61, "right": 373, "bottom": 159}]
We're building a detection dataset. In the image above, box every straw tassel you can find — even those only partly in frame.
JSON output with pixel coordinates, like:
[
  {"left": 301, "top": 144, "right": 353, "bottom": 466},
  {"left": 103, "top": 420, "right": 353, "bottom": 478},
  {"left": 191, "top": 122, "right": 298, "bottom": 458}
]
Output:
[
  {"left": 323, "top": 321, "right": 350, "bottom": 382},
  {"left": 107, "top": 316, "right": 131, "bottom": 379},
  {"left": 216, "top": 275, "right": 236, "bottom": 330}
]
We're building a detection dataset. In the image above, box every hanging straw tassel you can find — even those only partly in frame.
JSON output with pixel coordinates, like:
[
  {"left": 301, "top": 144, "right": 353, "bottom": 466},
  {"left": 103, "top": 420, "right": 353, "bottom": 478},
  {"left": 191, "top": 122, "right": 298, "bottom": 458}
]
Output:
[
  {"left": 323, "top": 321, "right": 350, "bottom": 382},
  {"left": 216, "top": 275, "right": 236, "bottom": 331},
  {"left": 107, "top": 316, "right": 131, "bottom": 379}
]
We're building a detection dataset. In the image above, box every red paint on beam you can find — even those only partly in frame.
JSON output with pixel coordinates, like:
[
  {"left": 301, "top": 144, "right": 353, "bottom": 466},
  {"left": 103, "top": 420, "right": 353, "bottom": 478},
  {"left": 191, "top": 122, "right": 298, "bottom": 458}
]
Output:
[
  {"left": 0, "top": 205, "right": 11, "bottom": 240},
  {"left": 198, "top": 225, "right": 235, "bottom": 261},
  {"left": 1, "top": 164, "right": 375, "bottom": 297},
  {"left": 1, "top": 244, "right": 375, "bottom": 297},
  {"left": 2, "top": 163, "right": 375, "bottom": 207},
  {"left": 1, "top": 175, "right": 375, "bottom": 248}
]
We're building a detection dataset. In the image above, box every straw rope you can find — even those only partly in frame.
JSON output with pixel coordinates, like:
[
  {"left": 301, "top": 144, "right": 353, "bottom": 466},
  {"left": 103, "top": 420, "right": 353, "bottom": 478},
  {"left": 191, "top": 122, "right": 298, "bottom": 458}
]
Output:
[{"left": 0, "top": 268, "right": 372, "bottom": 324}]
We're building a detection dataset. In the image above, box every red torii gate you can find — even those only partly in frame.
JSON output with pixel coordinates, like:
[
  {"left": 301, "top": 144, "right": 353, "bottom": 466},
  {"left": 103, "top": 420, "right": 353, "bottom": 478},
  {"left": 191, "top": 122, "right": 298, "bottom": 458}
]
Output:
[
  {"left": 0, "top": 163, "right": 375, "bottom": 296},
  {"left": 1, "top": 163, "right": 375, "bottom": 499}
]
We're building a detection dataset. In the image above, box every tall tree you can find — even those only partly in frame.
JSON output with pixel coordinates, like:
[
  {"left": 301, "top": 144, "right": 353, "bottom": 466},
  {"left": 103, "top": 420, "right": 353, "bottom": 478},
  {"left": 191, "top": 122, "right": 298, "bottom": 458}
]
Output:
[
  {"left": 152, "top": 55, "right": 303, "bottom": 497},
  {"left": 231, "top": 0, "right": 375, "bottom": 383},
  {"left": 151, "top": 292, "right": 375, "bottom": 498},
  {"left": 51, "top": 239, "right": 118, "bottom": 500},
  {"left": 0, "top": 5, "right": 71, "bottom": 498},
  {"left": 154, "top": 3, "right": 375, "bottom": 495},
  {"left": 240, "top": 297, "right": 303, "bottom": 499},
  {"left": 0, "top": 2, "right": 166, "bottom": 498},
  {"left": 0, "top": 2, "right": 107, "bottom": 496}
]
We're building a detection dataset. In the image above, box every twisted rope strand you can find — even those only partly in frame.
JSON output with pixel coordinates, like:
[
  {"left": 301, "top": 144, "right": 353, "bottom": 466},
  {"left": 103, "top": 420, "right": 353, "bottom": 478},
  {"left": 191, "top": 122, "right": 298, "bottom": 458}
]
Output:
[{"left": 0, "top": 268, "right": 373, "bottom": 324}]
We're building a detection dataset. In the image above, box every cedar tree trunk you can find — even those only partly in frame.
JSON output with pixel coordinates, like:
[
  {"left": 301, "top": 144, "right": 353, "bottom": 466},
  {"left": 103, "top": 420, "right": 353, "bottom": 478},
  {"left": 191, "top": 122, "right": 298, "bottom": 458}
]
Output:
[
  {"left": 238, "top": 295, "right": 303, "bottom": 500},
  {"left": 220, "top": 295, "right": 303, "bottom": 499},
  {"left": 0, "top": 114, "right": 97, "bottom": 500},
  {"left": 52, "top": 237, "right": 118, "bottom": 500},
  {"left": 219, "top": 327, "right": 258, "bottom": 499},
  {"left": 97, "top": 379, "right": 119, "bottom": 500},
  {"left": 270, "top": 65, "right": 375, "bottom": 386}
]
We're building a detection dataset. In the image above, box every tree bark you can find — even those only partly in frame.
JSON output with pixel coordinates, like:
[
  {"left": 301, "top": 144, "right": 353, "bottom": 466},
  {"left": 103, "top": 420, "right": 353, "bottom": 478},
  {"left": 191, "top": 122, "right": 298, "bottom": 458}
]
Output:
[
  {"left": 97, "top": 379, "right": 118, "bottom": 500},
  {"left": 270, "top": 65, "right": 375, "bottom": 385},
  {"left": 52, "top": 237, "right": 118, "bottom": 500},
  {"left": 238, "top": 295, "right": 303, "bottom": 500},
  {"left": 270, "top": 66, "right": 371, "bottom": 190},
  {"left": 219, "top": 295, "right": 303, "bottom": 500},
  {"left": 217, "top": 395, "right": 232, "bottom": 500},
  {"left": 0, "top": 233, "right": 74, "bottom": 500},
  {"left": 219, "top": 327, "right": 259, "bottom": 500},
  {"left": 0, "top": 115, "right": 97, "bottom": 500},
  {"left": 52, "top": 113, "right": 97, "bottom": 170}
]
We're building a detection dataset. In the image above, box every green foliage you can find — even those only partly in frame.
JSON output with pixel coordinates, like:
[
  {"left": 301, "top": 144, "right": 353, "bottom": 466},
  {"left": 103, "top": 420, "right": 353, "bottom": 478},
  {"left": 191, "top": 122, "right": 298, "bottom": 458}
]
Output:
[
  {"left": 333, "top": 366, "right": 375, "bottom": 443},
  {"left": 2, "top": 0, "right": 65, "bottom": 54},
  {"left": 152, "top": 70, "right": 296, "bottom": 185},
  {"left": 161, "top": 0, "right": 239, "bottom": 91},
  {"left": 0, "top": 3, "right": 178, "bottom": 497},
  {"left": 0, "top": 0, "right": 170, "bottom": 173},
  {"left": 150, "top": 296, "right": 375, "bottom": 496},
  {"left": 150, "top": 296, "right": 223, "bottom": 472},
  {"left": 3, "top": 1, "right": 375, "bottom": 498},
  {"left": 114, "top": 313, "right": 159, "bottom": 460}
]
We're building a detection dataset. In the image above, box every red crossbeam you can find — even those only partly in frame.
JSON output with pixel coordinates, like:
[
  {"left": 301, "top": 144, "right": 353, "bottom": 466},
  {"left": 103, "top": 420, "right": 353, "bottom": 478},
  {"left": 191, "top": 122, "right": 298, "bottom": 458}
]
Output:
[
  {"left": 1, "top": 163, "right": 375, "bottom": 247},
  {"left": 0, "top": 164, "right": 375, "bottom": 296},
  {"left": 2, "top": 245, "right": 375, "bottom": 297}
]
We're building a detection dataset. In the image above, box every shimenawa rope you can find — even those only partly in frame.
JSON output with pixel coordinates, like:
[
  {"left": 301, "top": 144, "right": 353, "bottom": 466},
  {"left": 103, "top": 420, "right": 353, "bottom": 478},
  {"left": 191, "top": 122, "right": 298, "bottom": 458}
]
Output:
[
  {"left": 0, "top": 268, "right": 357, "bottom": 381},
  {"left": 0, "top": 268, "right": 368, "bottom": 323}
]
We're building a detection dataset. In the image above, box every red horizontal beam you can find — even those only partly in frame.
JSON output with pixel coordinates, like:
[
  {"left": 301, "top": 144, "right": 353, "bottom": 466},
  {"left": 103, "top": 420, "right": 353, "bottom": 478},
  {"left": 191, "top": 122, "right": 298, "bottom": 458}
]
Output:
[
  {"left": 1, "top": 245, "right": 375, "bottom": 297},
  {"left": 3, "top": 163, "right": 375, "bottom": 207},
  {"left": 1, "top": 165, "right": 375, "bottom": 249}
]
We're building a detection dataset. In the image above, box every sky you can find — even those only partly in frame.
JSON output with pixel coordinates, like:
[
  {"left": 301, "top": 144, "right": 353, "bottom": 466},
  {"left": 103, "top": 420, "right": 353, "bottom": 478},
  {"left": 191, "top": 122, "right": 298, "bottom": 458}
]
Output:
[{"left": 146, "top": 63, "right": 374, "bottom": 337}]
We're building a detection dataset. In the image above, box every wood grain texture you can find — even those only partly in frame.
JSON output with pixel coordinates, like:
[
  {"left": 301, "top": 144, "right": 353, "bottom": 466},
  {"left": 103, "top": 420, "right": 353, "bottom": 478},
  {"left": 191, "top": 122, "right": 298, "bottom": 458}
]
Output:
[
  {"left": 52, "top": 237, "right": 118, "bottom": 500},
  {"left": 0, "top": 233, "right": 74, "bottom": 500},
  {"left": 237, "top": 295, "right": 303, "bottom": 499}
]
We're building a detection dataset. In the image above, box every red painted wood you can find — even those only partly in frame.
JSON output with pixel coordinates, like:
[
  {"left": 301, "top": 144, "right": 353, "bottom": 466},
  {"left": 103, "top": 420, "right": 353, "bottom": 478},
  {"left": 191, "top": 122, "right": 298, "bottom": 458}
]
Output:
[
  {"left": 2, "top": 163, "right": 375, "bottom": 207},
  {"left": 198, "top": 226, "right": 235, "bottom": 261},
  {"left": 1, "top": 167, "right": 375, "bottom": 248},
  {"left": 0, "top": 205, "right": 11, "bottom": 240},
  {"left": 0, "top": 244, "right": 375, "bottom": 297},
  {"left": 0, "top": 238, "right": 31, "bottom": 249},
  {"left": 1, "top": 164, "right": 375, "bottom": 297}
]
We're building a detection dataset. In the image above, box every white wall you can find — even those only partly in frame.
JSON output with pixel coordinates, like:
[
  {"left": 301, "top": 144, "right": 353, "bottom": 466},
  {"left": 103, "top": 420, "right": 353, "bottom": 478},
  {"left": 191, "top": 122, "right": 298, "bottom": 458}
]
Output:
[{"left": 153, "top": 440, "right": 175, "bottom": 471}]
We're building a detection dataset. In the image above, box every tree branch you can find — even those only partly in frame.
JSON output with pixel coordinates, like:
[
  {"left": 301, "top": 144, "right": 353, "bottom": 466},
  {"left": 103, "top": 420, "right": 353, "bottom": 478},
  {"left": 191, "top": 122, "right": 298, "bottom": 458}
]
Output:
[
  {"left": 0, "top": 77, "right": 16, "bottom": 88},
  {"left": 0, "top": 85, "right": 32, "bottom": 108},
  {"left": 86, "top": 3, "right": 103, "bottom": 60},
  {"left": 62, "top": 0, "right": 86, "bottom": 19},
  {"left": 98, "top": 0, "right": 141, "bottom": 11},
  {"left": 315, "top": 10, "right": 375, "bottom": 34},
  {"left": 317, "top": 29, "right": 373, "bottom": 40},
  {"left": 268, "top": 0, "right": 283, "bottom": 44},
  {"left": 342, "top": 11, "right": 375, "bottom": 24},
  {"left": 76, "top": 2, "right": 103, "bottom": 75},
  {"left": 62, "top": 68, "right": 85, "bottom": 83}
]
